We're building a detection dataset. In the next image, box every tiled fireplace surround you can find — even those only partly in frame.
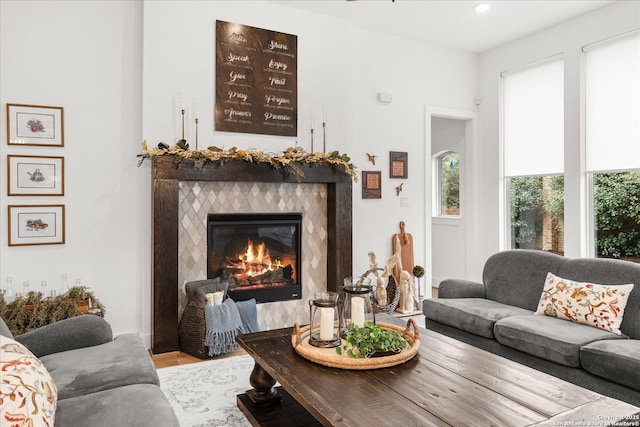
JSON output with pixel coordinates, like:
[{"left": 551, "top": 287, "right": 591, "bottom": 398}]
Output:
[
  {"left": 151, "top": 156, "right": 352, "bottom": 353},
  {"left": 178, "top": 181, "right": 328, "bottom": 330}
]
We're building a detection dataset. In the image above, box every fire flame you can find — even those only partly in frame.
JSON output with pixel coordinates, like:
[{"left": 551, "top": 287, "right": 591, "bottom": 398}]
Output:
[{"left": 233, "top": 240, "right": 283, "bottom": 277}]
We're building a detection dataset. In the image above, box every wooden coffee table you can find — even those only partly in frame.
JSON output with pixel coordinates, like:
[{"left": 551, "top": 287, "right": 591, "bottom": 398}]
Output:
[{"left": 236, "top": 323, "right": 640, "bottom": 426}]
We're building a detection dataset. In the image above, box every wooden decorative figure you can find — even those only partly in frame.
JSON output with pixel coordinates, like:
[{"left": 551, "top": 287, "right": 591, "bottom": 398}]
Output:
[
  {"left": 392, "top": 236, "right": 418, "bottom": 314},
  {"left": 369, "top": 252, "right": 386, "bottom": 305}
]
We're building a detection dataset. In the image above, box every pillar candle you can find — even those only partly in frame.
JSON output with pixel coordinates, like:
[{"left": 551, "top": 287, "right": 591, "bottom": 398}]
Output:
[
  {"left": 351, "top": 296, "right": 365, "bottom": 328},
  {"left": 319, "top": 307, "right": 334, "bottom": 340}
]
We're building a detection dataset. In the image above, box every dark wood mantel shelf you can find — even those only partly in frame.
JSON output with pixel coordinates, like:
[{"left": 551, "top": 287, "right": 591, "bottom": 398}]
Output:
[{"left": 151, "top": 155, "right": 353, "bottom": 354}]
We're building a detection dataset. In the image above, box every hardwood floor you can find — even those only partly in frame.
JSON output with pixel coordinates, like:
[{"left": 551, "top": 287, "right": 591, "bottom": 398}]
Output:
[
  {"left": 151, "top": 346, "right": 248, "bottom": 369},
  {"left": 152, "top": 288, "right": 436, "bottom": 369},
  {"left": 151, "top": 351, "right": 203, "bottom": 369}
]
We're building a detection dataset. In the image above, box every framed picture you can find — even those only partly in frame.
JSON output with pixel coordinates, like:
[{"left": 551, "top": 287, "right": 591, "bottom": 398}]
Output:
[
  {"left": 8, "top": 205, "right": 65, "bottom": 246},
  {"left": 389, "top": 151, "right": 408, "bottom": 179},
  {"left": 7, "top": 155, "right": 64, "bottom": 196},
  {"left": 362, "top": 171, "right": 382, "bottom": 199},
  {"left": 6, "top": 103, "right": 64, "bottom": 146}
]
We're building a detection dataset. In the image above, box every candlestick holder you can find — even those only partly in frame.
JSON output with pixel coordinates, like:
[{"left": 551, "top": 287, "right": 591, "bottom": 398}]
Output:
[
  {"left": 322, "top": 121, "right": 326, "bottom": 152},
  {"left": 310, "top": 128, "right": 314, "bottom": 153},
  {"left": 342, "top": 277, "right": 375, "bottom": 335},
  {"left": 195, "top": 117, "right": 199, "bottom": 150},
  {"left": 181, "top": 108, "right": 185, "bottom": 141},
  {"left": 309, "top": 292, "right": 342, "bottom": 348}
]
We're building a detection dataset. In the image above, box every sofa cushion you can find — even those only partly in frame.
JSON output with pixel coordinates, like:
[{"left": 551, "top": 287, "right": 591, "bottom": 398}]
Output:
[
  {"left": 580, "top": 339, "right": 640, "bottom": 392},
  {"left": 0, "top": 316, "right": 13, "bottom": 338},
  {"left": 483, "top": 250, "right": 566, "bottom": 311},
  {"left": 534, "top": 272, "right": 633, "bottom": 335},
  {"left": 1, "top": 335, "right": 57, "bottom": 426},
  {"left": 54, "top": 384, "right": 179, "bottom": 427},
  {"left": 557, "top": 257, "right": 640, "bottom": 339},
  {"left": 494, "top": 315, "right": 627, "bottom": 367},
  {"left": 40, "top": 333, "right": 159, "bottom": 400},
  {"left": 15, "top": 315, "right": 113, "bottom": 357},
  {"left": 424, "top": 298, "right": 533, "bottom": 339}
]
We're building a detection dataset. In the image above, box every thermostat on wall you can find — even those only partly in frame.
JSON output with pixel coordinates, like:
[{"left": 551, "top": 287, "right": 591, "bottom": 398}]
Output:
[{"left": 377, "top": 92, "right": 393, "bottom": 104}]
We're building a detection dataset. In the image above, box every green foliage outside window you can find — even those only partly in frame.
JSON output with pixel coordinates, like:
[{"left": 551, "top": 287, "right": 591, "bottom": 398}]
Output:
[
  {"left": 510, "top": 176, "right": 545, "bottom": 248},
  {"left": 545, "top": 175, "right": 565, "bottom": 231},
  {"left": 510, "top": 172, "right": 639, "bottom": 261},
  {"left": 440, "top": 152, "right": 460, "bottom": 214},
  {"left": 594, "top": 172, "right": 640, "bottom": 259}
]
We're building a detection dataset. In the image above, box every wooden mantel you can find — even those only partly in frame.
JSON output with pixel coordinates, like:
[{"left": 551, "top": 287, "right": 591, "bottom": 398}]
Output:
[{"left": 151, "top": 155, "right": 353, "bottom": 354}]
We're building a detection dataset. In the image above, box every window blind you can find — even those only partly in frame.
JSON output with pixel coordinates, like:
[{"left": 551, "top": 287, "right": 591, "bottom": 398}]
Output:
[
  {"left": 503, "top": 58, "right": 564, "bottom": 177},
  {"left": 585, "top": 32, "right": 640, "bottom": 173}
]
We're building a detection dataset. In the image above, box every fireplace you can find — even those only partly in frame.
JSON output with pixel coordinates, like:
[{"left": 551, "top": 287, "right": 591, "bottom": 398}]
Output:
[
  {"left": 207, "top": 213, "right": 302, "bottom": 303},
  {"left": 151, "top": 156, "right": 352, "bottom": 353}
]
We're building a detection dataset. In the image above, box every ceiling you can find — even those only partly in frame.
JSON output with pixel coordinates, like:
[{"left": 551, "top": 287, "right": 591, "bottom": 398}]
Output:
[{"left": 268, "top": 0, "right": 618, "bottom": 53}]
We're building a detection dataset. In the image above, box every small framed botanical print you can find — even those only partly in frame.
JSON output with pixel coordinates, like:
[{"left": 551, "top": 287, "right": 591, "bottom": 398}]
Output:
[
  {"left": 8, "top": 204, "right": 65, "bottom": 246},
  {"left": 362, "top": 171, "right": 382, "bottom": 199},
  {"left": 6, "top": 103, "right": 64, "bottom": 146},
  {"left": 389, "top": 151, "right": 408, "bottom": 179},
  {"left": 7, "top": 155, "right": 64, "bottom": 196}
]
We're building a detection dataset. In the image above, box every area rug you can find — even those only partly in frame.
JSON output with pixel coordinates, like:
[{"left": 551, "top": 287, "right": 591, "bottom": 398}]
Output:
[{"left": 157, "top": 355, "right": 254, "bottom": 427}]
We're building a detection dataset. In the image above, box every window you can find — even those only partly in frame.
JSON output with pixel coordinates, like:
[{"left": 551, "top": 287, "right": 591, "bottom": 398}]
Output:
[
  {"left": 592, "top": 172, "right": 640, "bottom": 261},
  {"left": 585, "top": 32, "right": 640, "bottom": 262},
  {"left": 435, "top": 151, "right": 460, "bottom": 216},
  {"left": 502, "top": 57, "right": 564, "bottom": 253},
  {"left": 509, "top": 176, "right": 564, "bottom": 252}
]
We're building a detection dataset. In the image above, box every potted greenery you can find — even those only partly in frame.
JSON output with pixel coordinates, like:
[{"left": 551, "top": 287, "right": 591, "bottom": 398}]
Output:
[
  {"left": 0, "top": 286, "right": 105, "bottom": 336},
  {"left": 336, "top": 322, "right": 409, "bottom": 358}
]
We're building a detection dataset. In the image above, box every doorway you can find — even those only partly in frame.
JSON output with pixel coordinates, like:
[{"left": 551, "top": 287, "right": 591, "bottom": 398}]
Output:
[{"left": 424, "top": 107, "right": 477, "bottom": 296}]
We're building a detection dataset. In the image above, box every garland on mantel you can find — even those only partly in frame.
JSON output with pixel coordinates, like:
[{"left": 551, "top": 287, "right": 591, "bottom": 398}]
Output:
[{"left": 137, "top": 141, "right": 358, "bottom": 182}]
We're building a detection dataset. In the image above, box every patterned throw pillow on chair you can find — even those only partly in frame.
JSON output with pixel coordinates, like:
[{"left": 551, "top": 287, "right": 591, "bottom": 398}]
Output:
[
  {"left": 0, "top": 335, "right": 57, "bottom": 426},
  {"left": 535, "top": 272, "right": 634, "bottom": 335}
]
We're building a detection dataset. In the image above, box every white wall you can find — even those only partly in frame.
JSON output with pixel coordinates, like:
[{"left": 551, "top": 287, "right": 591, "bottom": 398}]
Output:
[
  {"left": 1, "top": 0, "right": 476, "bottom": 342},
  {"left": 0, "top": 1, "right": 145, "bottom": 336},
  {"left": 348, "top": 28, "right": 476, "bottom": 280},
  {"left": 143, "top": 2, "right": 477, "bottom": 290},
  {"left": 475, "top": 1, "right": 640, "bottom": 279}
]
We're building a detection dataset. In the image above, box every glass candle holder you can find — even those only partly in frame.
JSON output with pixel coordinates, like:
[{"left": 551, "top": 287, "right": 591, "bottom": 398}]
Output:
[
  {"left": 342, "top": 277, "right": 375, "bottom": 333},
  {"left": 308, "top": 291, "right": 342, "bottom": 348}
]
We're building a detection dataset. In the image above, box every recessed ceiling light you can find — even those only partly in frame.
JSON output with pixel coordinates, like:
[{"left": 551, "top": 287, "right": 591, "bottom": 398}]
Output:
[{"left": 474, "top": 3, "right": 491, "bottom": 13}]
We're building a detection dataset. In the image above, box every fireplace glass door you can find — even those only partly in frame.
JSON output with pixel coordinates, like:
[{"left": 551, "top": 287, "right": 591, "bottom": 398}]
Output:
[{"left": 207, "top": 213, "right": 302, "bottom": 303}]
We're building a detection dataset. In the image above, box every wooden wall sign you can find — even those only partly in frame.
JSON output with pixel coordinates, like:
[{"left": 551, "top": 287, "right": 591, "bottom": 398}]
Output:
[
  {"left": 389, "top": 151, "right": 408, "bottom": 179},
  {"left": 215, "top": 20, "right": 297, "bottom": 137},
  {"left": 362, "top": 171, "right": 382, "bottom": 199}
]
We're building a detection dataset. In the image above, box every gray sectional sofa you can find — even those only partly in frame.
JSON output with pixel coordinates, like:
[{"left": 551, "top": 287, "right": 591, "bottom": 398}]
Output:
[
  {"left": 0, "top": 315, "right": 179, "bottom": 427},
  {"left": 424, "top": 250, "right": 640, "bottom": 406}
]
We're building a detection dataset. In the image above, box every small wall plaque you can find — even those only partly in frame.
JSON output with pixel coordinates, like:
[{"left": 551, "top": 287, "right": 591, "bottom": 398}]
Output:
[
  {"left": 390, "top": 151, "right": 408, "bottom": 179},
  {"left": 362, "top": 171, "right": 381, "bottom": 199}
]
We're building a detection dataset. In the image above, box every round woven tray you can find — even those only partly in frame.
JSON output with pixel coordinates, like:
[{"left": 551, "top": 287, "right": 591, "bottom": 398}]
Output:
[{"left": 291, "top": 319, "right": 420, "bottom": 370}]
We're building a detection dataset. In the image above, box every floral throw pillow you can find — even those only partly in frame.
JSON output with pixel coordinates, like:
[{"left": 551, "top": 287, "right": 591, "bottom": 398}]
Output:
[
  {"left": 535, "top": 272, "right": 634, "bottom": 335},
  {"left": 0, "top": 335, "right": 57, "bottom": 426}
]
